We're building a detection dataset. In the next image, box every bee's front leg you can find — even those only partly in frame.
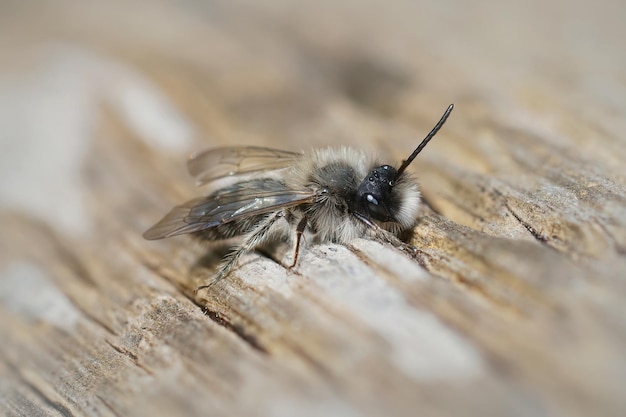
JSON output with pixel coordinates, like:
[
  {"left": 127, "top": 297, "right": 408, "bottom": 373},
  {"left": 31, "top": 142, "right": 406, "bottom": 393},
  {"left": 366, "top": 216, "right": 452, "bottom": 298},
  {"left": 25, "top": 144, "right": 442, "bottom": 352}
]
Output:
[{"left": 353, "top": 212, "right": 418, "bottom": 257}]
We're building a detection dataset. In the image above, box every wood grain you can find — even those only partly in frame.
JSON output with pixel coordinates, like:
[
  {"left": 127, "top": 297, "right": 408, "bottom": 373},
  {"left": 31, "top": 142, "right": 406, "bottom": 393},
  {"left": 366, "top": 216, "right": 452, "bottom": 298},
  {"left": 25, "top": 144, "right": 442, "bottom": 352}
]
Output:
[{"left": 1, "top": 1, "right": 625, "bottom": 416}]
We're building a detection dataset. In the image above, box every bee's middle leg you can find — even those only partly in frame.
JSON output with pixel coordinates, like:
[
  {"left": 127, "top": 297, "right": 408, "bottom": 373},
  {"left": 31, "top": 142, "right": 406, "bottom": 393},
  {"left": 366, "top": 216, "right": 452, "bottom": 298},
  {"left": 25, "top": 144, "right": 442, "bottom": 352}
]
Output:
[{"left": 289, "top": 216, "right": 308, "bottom": 269}]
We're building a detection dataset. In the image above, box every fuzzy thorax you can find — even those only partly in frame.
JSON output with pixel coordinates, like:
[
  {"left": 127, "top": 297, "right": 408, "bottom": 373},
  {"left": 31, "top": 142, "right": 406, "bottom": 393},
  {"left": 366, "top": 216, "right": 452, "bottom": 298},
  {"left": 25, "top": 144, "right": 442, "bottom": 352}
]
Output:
[{"left": 287, "top": 146, "right": 421, "bottom": 241}]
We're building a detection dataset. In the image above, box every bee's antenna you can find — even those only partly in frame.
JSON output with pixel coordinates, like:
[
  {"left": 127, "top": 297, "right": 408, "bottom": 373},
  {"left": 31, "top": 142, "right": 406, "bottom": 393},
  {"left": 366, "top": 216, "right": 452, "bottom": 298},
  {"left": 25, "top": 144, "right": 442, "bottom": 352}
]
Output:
[{"left": 396, "top": 104, "right": 454, "bottom": 178}]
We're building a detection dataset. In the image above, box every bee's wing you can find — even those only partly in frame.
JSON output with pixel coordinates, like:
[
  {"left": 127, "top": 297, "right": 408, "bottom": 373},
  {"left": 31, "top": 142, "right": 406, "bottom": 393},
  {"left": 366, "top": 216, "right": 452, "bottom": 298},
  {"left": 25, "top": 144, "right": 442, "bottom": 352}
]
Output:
[
  {"left": 188, "top": 146, "right": 301, "bottom": 186},
  {"left": 143, "top": 187, "right": 315, "bottom": 240}
]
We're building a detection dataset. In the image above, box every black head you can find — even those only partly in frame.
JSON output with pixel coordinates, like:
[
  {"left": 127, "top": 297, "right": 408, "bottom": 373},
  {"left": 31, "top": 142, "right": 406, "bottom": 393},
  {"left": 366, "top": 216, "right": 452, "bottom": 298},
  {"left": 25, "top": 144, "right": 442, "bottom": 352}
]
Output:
[
  {"left": 354, "top": 164, "right": 398, "bottom": 222},
  {"left": 351, "top": 104, "right": 454, "bottom": 223}
]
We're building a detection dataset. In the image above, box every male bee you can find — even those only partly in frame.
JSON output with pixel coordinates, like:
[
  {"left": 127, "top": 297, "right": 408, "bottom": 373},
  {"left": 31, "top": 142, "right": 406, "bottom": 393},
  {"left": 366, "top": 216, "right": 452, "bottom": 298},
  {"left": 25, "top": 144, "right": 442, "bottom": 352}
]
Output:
[{"left": 144, "top": 104, "right": 453, "bottom": 289}]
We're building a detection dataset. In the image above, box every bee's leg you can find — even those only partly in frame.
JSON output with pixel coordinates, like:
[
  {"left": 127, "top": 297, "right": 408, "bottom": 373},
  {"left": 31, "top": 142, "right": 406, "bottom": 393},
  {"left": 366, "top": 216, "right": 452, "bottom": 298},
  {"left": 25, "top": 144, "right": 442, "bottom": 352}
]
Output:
[
  {"left": 368, "top": 224, "right": 418, "bottom": 257},
  {"left": 289, "top": 216, "right": 308, "bottom": 268},
  {"left": 196, "top": 212, "right": 282, "bottom": 291},
  {"left": 353, "top": 212, "right": 418, "bottom": 257}
]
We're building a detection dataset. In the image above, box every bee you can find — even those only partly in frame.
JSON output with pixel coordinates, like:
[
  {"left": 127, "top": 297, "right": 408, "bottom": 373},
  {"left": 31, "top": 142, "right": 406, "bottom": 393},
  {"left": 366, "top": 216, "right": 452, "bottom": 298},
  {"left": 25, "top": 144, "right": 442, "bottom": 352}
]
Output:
[{"left": 144, "top": 104, "right": 454, "bottom": 289}]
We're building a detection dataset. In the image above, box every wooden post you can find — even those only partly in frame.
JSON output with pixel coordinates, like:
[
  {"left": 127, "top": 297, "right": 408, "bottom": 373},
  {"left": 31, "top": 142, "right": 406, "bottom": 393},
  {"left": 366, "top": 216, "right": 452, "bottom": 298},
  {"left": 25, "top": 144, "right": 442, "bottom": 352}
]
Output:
[{"left": 1, "top": 2, "right": 625, "bottom": 416}]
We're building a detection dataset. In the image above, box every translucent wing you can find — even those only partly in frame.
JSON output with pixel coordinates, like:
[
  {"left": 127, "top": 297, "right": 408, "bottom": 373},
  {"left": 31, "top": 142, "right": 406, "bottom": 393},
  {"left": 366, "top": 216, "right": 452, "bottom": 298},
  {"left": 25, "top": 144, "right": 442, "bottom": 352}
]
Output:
[
  {"left": 188, "top": 146, "right": 301, "bottom": 186},
  {"left": 143, "top": 184, "right": 315, "bottom": 240}
]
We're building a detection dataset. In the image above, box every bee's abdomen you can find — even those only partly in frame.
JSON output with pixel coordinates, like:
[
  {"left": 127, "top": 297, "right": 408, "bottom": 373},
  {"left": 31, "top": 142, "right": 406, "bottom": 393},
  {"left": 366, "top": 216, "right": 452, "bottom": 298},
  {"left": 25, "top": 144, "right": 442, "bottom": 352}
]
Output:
[{"left": 193, "top": 215, "right": 266, "bottom": 241}]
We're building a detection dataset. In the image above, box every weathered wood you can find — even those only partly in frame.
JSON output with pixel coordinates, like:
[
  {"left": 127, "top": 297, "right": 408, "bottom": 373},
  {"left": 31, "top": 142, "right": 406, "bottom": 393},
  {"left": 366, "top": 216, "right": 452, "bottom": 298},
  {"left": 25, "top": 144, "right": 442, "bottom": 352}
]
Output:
[{"left": 1, "top": 1, "right": 625, "bottom": 416}]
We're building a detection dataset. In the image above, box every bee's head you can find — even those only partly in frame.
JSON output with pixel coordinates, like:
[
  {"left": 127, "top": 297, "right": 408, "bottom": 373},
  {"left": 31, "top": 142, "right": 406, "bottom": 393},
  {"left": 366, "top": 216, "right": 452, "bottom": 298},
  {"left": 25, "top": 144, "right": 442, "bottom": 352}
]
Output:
[
  {"left": 355, "top": 165, "right": 398, "bottom": 222},
  {"left": 352, "top": 104, "right": 454, "bottom": 225}
]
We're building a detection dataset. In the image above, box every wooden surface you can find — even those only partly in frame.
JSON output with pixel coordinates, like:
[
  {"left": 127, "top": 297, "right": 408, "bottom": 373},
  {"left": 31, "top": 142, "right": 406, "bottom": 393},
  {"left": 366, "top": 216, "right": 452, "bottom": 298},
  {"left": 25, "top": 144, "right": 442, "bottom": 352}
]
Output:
[{"left": 1, "top": 1, "right": 625, "bottom": 416}]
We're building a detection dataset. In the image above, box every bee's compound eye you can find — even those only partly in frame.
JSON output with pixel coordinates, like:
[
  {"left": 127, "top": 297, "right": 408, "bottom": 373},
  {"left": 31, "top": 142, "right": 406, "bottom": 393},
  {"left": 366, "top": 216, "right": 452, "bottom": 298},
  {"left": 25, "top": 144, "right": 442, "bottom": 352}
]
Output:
[{"left": 366, "top": 193, "right": 388, "bottom": 219}]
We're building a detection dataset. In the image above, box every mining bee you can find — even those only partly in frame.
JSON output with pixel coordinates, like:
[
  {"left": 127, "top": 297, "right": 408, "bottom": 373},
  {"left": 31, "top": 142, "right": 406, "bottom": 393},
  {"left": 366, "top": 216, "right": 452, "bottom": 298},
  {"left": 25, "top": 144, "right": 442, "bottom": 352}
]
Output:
[{"left": 145, "top": 104, "right": 453, "bottom": 288}]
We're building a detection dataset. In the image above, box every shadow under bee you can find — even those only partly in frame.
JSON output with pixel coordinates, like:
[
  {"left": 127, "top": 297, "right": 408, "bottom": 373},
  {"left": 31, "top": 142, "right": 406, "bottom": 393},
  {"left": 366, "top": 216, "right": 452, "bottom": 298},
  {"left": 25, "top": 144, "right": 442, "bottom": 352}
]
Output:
[{"left": 188, "top": 239, "right": 292, "bottom": 289}]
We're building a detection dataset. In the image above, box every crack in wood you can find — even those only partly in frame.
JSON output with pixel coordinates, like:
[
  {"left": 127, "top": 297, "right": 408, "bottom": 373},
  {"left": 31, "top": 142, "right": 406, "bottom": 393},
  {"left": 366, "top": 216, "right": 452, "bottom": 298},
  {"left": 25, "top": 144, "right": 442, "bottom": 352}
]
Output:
[
  {"left": 105, "top": 340, "right": 155, "bottom": 375},
  {"left": 199, "top": 305, "right": 269, "bottom": 354},
  {"left": 506, "top": 203, "right": 549, "bottom": 243}
]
